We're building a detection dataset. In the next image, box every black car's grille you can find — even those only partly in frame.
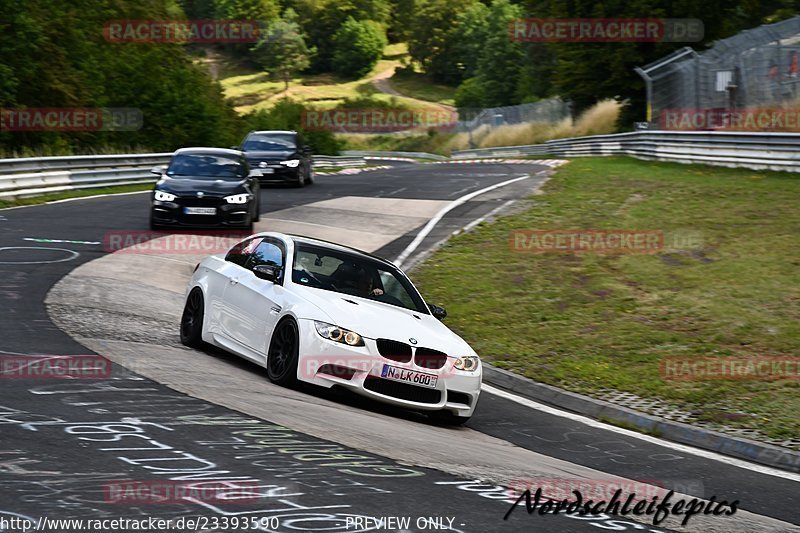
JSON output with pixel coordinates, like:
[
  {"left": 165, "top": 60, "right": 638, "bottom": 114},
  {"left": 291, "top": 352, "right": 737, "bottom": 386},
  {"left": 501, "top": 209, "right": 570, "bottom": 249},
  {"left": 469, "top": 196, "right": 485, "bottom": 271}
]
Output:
[
  {"left": 414, "top": 347, "right": 448, "bottom": 369},
  {"left": 176, "top": 196, "right": 224, "bottom": 207},
  {"left": 376, "top": 339, "right": 412, "bottom": 363},
  {"left": 364, "top": 377, "right": 441, "bottom": 404}
]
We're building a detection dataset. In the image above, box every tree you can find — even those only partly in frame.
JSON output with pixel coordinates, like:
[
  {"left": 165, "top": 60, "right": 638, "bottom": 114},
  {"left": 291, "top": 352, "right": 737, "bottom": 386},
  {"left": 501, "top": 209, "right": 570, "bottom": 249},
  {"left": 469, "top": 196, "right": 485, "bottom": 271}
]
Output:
[
  {"left": 251, "top": 9, "right": 314, "bottom": 92},
  {"left": 407, "top": 0, "right": 477, "bottom": 84},
  {"left": 332, "top": 17, "right": 387, "bottom": 79},
  {"left": 290, "top": 0, "right": 391, "bottom": 71},
  {"left": 471, "top": 0, "right": 525, "bottom": 107}
]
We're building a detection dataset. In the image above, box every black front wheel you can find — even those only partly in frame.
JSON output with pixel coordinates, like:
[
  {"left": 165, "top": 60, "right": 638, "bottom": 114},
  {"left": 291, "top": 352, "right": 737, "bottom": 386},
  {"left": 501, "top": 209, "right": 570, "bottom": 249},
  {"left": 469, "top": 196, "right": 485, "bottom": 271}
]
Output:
[
  {"left": 266, "top": 319, "right": 299, "bottom": 385},
  {"left": 180, "top": 288, "right": 205, "bottom": 348},
  {"left": 252, "top": 193, "right": 260, "bottom": 222},
  {"left": 294, "top": 169, "right": 306, "bottom": 188}
]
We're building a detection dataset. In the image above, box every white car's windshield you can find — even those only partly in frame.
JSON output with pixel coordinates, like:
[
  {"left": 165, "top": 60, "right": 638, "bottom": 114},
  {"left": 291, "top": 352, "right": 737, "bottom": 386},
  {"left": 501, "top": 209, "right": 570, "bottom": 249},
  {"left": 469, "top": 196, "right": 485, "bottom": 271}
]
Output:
[{"left": 292, "top": 243, "right": 428, "bottom": 314}]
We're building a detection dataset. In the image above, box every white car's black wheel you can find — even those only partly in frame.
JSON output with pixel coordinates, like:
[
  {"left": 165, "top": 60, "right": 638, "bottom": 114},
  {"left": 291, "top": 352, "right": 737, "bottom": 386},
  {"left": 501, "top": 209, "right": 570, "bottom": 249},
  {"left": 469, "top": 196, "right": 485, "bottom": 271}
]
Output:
[
  {"left": 180, "top": 288, "right": 205, "bottom": 348},
  {"left": 267, "top": 319, "right": 299, "bottom": 385}
]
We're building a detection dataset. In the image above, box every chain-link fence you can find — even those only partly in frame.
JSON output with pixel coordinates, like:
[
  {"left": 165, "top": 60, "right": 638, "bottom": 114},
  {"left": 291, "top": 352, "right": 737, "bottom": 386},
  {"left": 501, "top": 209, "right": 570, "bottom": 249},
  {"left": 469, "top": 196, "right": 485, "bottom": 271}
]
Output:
[
  {"left": 636, "top": 16, "right": 800, "bottom": 129},
  {"left": 456, "top": 98, "right": 571, "bottom": 133}
]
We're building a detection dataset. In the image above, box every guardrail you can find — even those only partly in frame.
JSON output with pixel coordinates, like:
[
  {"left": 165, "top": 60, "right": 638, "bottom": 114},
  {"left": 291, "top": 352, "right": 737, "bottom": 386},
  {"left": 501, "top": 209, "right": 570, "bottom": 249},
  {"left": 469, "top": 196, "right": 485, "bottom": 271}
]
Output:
[
  {"left": 451, "top": 130, "right": 800, "bottom": 172},
  {"left": 3, "top": 132, "right": 798, "bottom": 200},
  {"left": 0, "top": 153, "right": 367, "bottom": 200}
]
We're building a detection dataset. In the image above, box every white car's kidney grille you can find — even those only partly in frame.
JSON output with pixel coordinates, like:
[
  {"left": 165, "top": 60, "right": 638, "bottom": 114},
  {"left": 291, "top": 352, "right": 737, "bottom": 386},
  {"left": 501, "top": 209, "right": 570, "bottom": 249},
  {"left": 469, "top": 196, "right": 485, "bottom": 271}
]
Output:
[
  {"left": 414, "top": 347, "right": 448, "bottom": 369},
  {"left": 376, "top": 339, "right": 412, "bottom": 363},
  {"left": 364, "top": 376, "right": 441, "bottom": 404}
]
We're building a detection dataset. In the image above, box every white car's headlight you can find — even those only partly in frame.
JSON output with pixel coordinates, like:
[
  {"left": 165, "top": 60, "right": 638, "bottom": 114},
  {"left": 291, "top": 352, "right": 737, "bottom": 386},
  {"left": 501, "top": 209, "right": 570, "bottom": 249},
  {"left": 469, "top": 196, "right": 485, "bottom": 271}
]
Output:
[
  {"left": 154, "top": 190, "right": 176, "bottom": 202},
  {"left": 314, "top": 321, "right": 364, "bottom": 347},
  {"left": 454, "top": 356, "right": 480, "bottom": 372},
  {"left": 280, "top": 159, "right": 300, "bottom": 168},
  {"left": 224, "top": 194, "right": 250, "bottom": 204}
]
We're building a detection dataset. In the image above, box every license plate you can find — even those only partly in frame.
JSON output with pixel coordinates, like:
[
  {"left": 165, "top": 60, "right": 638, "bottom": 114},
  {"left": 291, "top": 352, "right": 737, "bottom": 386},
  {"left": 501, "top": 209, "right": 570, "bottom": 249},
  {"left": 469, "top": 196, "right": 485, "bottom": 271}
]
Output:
[
  {"left": 184, "top": 207, "right": 216, "bottom": 215},
  {"left": 261, "top": 168, "right": 274, "bottom": 174},
  {"left": 380, "top": 364, "right": 438, "bottom": 389}
]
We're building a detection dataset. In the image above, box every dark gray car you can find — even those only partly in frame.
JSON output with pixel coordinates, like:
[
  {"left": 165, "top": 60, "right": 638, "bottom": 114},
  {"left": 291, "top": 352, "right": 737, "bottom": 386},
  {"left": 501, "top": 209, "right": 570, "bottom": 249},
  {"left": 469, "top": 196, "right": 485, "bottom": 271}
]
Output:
[{"left": 238, "top": 130, "right": 314, "bottom": 187}]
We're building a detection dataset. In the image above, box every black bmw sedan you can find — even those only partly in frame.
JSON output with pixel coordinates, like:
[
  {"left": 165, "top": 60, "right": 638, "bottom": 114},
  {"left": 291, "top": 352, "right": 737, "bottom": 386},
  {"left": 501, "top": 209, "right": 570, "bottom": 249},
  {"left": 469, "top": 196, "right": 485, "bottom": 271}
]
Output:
[
  {"left": 238, "top": 130, "right": 313, "bottom": 187},
  {"left": 149, "top": 148, "right": 260, "bottom": 230}
]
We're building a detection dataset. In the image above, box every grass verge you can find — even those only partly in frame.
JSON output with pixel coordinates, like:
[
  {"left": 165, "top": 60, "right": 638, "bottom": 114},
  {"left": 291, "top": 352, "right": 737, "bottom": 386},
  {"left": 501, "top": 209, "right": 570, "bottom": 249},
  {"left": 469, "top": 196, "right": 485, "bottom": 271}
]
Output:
[
  {"left": 0, "top": 183, "right": 152, "bottom": 209},
  {"left": 413, "top": 157, "right": 800, "bottom": 441}
]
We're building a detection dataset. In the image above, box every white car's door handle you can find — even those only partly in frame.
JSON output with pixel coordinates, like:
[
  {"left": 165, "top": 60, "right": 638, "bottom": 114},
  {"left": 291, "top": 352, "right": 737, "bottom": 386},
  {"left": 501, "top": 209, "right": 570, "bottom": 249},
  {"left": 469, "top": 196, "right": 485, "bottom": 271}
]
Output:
[{"left": 230, "top": 277, "right": 239, "bottom": 285}]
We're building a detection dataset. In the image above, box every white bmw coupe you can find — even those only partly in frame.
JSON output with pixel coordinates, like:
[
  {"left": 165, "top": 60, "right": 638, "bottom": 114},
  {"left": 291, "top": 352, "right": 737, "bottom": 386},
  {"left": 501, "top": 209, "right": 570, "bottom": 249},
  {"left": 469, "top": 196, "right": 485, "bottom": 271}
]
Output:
[{"left": 180, "top": 232, "right": 482, "bottom": 424}]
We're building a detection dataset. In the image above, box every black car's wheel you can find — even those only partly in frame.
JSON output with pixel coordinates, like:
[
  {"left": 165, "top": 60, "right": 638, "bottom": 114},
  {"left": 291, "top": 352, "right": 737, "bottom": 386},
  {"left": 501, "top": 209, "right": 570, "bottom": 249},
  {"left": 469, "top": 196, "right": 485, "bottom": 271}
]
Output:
[
  {"left": 304, "top": 166, "right": 314, "bottom": 185},
  {"left": 266, "top": 319, "right": 299, "bottom": 385},
  {"left": 252, "top": 193, "right": 260, "bottom": 222},
  {"left": 429, "top": 410, "right": 471, "bottom": 426},
  {"left": 149, "top": 214, "right": 161, "bottom": 231},
  {"left": 294, "top": 169, "right": 306, "bottom": 188},
  {"left": 180, "top": 288, "right": 205, "bottom": 348}
]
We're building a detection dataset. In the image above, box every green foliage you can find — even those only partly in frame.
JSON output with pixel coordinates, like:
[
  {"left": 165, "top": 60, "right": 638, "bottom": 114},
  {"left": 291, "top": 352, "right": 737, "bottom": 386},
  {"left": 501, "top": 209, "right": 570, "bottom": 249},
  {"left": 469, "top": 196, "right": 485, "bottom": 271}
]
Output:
[
  {"left": 0, "top": 0, "right": 242, "bottom": 154},
  {"left": 250, "top": 9, "right": 314, "bottom": 91},
  {"left": 407, "top": 0, "right": 477, "bottom": 84},
  {"left": 290, "top": 0, "right": 391, "bottom": 71},
  {"left": 454, "top": 77, "right": 485, "bottom": 109},
  {"left": 243, "top": 98, "right": 343, "bottom": 154},
  {"left": 332, "top": 18, "right": 387, "bottom": 79},
  {"left": 471, "top": 0, "right": 524, "bottom": 107}
]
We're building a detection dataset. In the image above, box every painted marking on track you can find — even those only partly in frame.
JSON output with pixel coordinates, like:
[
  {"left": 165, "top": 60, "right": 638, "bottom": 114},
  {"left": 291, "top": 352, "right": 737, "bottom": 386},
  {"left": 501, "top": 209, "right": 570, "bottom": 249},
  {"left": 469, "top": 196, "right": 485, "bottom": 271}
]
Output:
[
  {"left": 394, "top": 173, "right": 543, "bottom": 268},
  {"left": 0, "top": 247, "right": 79, "bottom": 265},
  {"left": 23, "top": 238, "right": 100, "bottom": 245},
  {"left": 482, "top": 383, "right": 800, "bottom": 482}
]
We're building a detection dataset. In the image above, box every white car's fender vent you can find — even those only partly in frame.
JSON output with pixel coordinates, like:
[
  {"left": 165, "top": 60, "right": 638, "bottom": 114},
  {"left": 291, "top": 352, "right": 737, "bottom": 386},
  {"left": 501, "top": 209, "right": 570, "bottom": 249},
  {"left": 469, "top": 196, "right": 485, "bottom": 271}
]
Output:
[
  {"left": 376, "top": 339, "right": 412, "bottom": 363},
  {"left": 414, "top": 347, "right": 448, "bottom": 369},
  {"left": 364, "top": 376, "right": 441, "bottom": 404}
]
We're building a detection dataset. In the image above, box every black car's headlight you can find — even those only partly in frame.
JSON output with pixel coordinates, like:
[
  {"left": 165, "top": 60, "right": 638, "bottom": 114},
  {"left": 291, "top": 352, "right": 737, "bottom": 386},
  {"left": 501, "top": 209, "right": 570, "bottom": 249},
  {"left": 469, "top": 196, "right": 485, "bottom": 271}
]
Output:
[
  {"left": 224, "top": 194, "right": 250, "bottom": 204},
  {"left": 454, "top": 356, "right": 480, "bottom": 372},
  {"left": 154, "top": 190, "right": 176, "bottom": 202},
  {"left": 280, "top": 159, "right": 300, "bottom": 168},
  {"left": 314, "top": 321, "right": 365, "bottom": 346}
]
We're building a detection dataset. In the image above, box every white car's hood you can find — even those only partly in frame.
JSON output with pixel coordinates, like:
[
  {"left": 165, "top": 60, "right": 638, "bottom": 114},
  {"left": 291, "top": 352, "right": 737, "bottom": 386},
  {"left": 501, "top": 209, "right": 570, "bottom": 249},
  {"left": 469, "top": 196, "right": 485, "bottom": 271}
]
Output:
[{"left": 294, "top": 287, "right": 473, "bottom": 355}]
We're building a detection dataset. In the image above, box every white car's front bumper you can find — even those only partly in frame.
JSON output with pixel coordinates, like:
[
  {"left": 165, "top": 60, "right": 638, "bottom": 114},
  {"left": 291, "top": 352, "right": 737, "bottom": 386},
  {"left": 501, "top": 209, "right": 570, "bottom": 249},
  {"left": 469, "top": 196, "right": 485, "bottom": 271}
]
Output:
[{"left": 297, "top": 319, "right": 482, "bottom": 417}]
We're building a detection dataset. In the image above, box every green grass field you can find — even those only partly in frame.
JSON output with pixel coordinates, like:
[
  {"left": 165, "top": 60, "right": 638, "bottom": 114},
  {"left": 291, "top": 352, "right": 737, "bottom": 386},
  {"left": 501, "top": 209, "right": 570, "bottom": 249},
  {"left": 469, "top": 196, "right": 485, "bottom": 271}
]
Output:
[
  {"left": 413, "top": 157, "right": 800, "bottom": 440},
  {"left": 389, "top": 69, "right": 456, "bottom": 106}
]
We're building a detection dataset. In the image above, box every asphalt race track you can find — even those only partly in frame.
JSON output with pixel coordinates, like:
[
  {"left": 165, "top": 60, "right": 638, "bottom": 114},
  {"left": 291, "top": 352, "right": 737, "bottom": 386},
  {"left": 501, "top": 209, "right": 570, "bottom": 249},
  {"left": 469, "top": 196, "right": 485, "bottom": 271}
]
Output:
[{"left": 1, "top": 160, "right": 798, "bottom": 533}]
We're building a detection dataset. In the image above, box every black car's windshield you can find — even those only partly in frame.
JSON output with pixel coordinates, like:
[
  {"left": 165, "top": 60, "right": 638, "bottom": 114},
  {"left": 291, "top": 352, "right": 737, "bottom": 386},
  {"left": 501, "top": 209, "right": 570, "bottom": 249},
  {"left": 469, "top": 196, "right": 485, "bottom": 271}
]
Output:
[
  {"left": 166, "top": 154, "right": 245, "bottom": 179},
  {"left": 292, "top": 243, "right": 428, "bottom": 314},
  {"left": 242, "top": 133, "right": 297, "bottom": 151}
]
